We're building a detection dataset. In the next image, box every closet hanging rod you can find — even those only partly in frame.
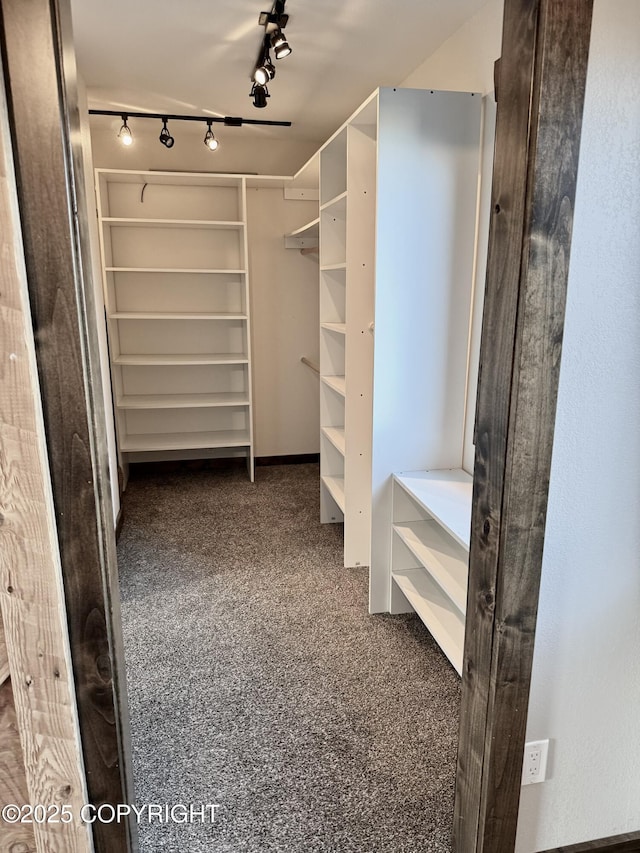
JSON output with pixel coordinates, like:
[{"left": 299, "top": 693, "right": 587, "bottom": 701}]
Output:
[
  {"left": 89, "top": 109, "right": 292, "bottom": 128},
  {"left": 300, "top": 357, "right": 319, "bottom": 375}
]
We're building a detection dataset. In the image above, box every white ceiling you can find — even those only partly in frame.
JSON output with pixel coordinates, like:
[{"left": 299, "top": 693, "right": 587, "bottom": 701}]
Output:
[{"left": 72, "top": 0, "right": 487, "bottom": 145}]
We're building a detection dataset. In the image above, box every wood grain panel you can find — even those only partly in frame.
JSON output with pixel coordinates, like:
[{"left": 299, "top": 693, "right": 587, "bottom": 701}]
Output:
[
  {"left": 454, "top": 1, "right": 542, "bottom": 848},
  {"left": 0, "top": 680, "right": 37, "bottom": 852},
  {"left": 0, "top": 5, "right": 96, "bottom": 851},
  {"left": 0, "top": 3, "right": 132, "bottom": 850},
  {"left": 454, "top": 1, "right": 593, "bottom": 852},
  {"left": 0, "top": 611, "right": 9, "bottom": 685}
]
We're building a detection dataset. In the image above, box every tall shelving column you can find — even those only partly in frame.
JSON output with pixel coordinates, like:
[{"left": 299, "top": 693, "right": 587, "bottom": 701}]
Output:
[
  {"left": 96, "top": 170, "right": 254, "bottom": 480},
  {"left": 319, "top": 129, "right": 347, "bottom": 525},
  {"left": 343, "top": 100, "right": 377, "bottom": 568}
]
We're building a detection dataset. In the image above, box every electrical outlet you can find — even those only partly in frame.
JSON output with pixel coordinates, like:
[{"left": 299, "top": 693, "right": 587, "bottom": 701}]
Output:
[{"left": 522, "top": 739, "right": 549, "bottom": 785}]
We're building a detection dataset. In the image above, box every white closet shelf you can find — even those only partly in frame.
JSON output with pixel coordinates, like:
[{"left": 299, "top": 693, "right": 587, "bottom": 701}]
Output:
[
  {"left": 321, "top": 426, "right": 346, "bottom": 456},
  {"left": 105, "top": 267, "right": 246, "bottom": 274},
  {"left": 116, "top": 393, "right": 250, "bottom": 410},
  {"left": 120, "top": 429, "right": 251, "bottom": 452},
  {"left": 393, "top": 520, "right": 468, "bottom": 613},
  {"left": 321, "top": 375, "right": 346, "bottom": 397},
  {"left": 394, "top": 469, "right": 472, "bottom": 550},
  {"left": 320, "top": 190, "right": 348, "bottom": 212},
  {"left": 286, "top": 217, "right": 320, "bottom": 239},
  {"left": 101, "top": 217, "right": 245, "bottom": 229},
  {"left": 321, "top": 475, "right": 345, "bottom": 512},
  {"left": 114, "top": 353, "right": 249, "bottom": 366},
  {"left": 392, "top": 568, "right": 464, "bottom": 675},
  {"left": 109, "top": 312, "right": 248, "bottom": 320},
  {"left": 320, "top": 262, "right": 347, "bottom": 272},
  {"left": 321, "top": 322, "right": 347, "bottom": 334}
]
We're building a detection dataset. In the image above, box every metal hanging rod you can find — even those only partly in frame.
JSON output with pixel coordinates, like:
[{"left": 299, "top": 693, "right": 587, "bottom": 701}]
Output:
[{"left": 88, "top": 109, "right": 292, "bottom": 128}]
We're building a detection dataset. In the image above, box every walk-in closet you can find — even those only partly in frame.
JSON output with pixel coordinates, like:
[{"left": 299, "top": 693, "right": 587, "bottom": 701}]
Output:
[{"left": 69, "top": 0, "right": 500, "bottom": 847}]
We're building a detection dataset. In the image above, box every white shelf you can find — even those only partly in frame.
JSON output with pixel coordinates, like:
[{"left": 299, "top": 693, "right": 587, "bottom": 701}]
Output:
[
  {"left": 320, "top": 262, "right": 347, "bottom": 272},
  {"left": 321, "top": 375, "right": 346, "bottom": 397},
  {"left": 393, "top": 521, "right": 468, "bottom": 613},
  {"left": 394, "top": 469, "right": 472, "bottom": 550},
  {"left": 109, "top": 312, "right": 247, "bottom": 320},
  {"left": 392, "top": 568, "right": 464, "bottom": 675},
  {"left": 114, "top": 353, "right": 248, "bottom": 366},
  {"left": 120, "top": 429, "right": 251, "bottom": 452},
  {"left": 287, "top": 217, "right": 320, "bottom": 239},
  {"left": 116, "top": 393, "right": 250, "bottom": 410},
  {"left": 102, "top": 217, "right": 244, "bottom": 230},
  {"left": 320, "top": 190, "right": 348, "bottom": 212},
  {"left": 321, "top": 323, "right": 346, "bottom": 335},
  {"left": 322, "top": 475, "right": 345, "bottom": 512},
  {"left": 105, "top": 267, "right": 246, "bottom": 274},
  {"left": 321, "top": 426, "right": 346, "bottom": 456}
]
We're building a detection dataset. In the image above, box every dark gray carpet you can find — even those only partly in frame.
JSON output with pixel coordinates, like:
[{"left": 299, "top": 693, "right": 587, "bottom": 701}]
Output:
[{"left": 117, "top": 463, "right": 460, "bottom": 852}]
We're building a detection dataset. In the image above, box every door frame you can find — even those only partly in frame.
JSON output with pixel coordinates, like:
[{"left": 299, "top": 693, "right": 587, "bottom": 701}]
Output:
[{"left": 0, "top": 1, "right": 595, "bottom": 852}]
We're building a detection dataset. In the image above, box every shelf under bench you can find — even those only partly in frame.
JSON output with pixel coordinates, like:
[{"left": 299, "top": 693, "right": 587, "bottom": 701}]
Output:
[{"left": 391, "top": 468, "right": 473, "bottom": 676}]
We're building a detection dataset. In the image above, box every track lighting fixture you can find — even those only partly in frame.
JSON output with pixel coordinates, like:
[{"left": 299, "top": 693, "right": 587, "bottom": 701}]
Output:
[
  {"left": 92, "top": 109, "right": 292, "bottom": 151},
  {"left": 118, "top": 115, "right": 133, "bottom": 146},
  {"left": 250, "top": 82, "right": 269, "bottom": 109},
  {"left": 203, "top": 120, "right": 220, "bottom": 151},
  {"left": 159, "top": 118, "right": 175, "bottom": 148},
  {"left": 250, "top": 0, "right": 291, "bottom": 107},
  {"left": 270, "top": 29, "right": 292, "bottom": 60}
]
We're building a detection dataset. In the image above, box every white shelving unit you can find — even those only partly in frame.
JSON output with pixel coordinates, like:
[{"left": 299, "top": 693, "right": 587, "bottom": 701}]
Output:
[
  {"left": 96, "top": 169, "right": 255, "bottom": 478},
  {"left": 314, "top": 87, "right": 482, "bottom": 573},
  {"left": 391, "top": 469, "right": 472, "bottom": 675}
]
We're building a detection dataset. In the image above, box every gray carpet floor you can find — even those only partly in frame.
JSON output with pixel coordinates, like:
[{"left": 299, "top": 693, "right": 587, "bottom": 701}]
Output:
[{"left": 117, "top": 463, "right": 460, "bottom": 853}]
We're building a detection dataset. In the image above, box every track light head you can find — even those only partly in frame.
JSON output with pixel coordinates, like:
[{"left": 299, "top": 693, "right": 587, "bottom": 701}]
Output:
[
  {"left": 254, "top": 53, "right": 276, "bottom": 86},
  {"left": 203, "top": 121, "right": 220, "bottom": 151},
  {"left": 118, "top": 115, "right": 133, "bottom": 146},
  {"left": 159, "top": 118, "right": 175, "bottom": 148},
  {"left": 271, "top": 29, "right": 292, "bottom": 59},
  {"left": 250, "top": 83, "right": 269, "bottom": 109}
]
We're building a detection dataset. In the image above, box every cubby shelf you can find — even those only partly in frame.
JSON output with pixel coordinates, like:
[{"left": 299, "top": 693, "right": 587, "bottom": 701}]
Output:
[
  {"left": 320, "top": 262, "right": 347, "bottom": 272},
  {"left": 321, "top": 375, "right": 346, "bottom": 396},
  {"left": 321, "top": 426, "right": 346, "bottom": 456},
  {"left": 391, "top": 568, "right": 464, "bottom": 675},
  {"left": 320, "top": 190, "right": 348, "bottom": 212},
  {"left": 390, "top": 469, "right": 472, "bottom": 676},
  {"left": 321, "top": 323, "right": 346, "bottom": 334},
  {"left": 321, "top": 475, "right": 345, "bottom": 512}
]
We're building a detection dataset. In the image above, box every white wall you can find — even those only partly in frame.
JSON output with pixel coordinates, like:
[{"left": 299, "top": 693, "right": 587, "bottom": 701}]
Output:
[
  {"left": 401, "top": 0, "right": 504, "bottom": 95},
  {"left": 88, "top": 123, "right": 320, "bottom": 461},
  {"left": 516, "top": 2, "right": 640, "bottom": 848}
]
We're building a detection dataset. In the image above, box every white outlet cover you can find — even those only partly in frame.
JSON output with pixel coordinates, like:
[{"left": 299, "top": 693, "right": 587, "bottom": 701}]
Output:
[{"left": 522, "top": 739, "right": 550, "bottom": 786}]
